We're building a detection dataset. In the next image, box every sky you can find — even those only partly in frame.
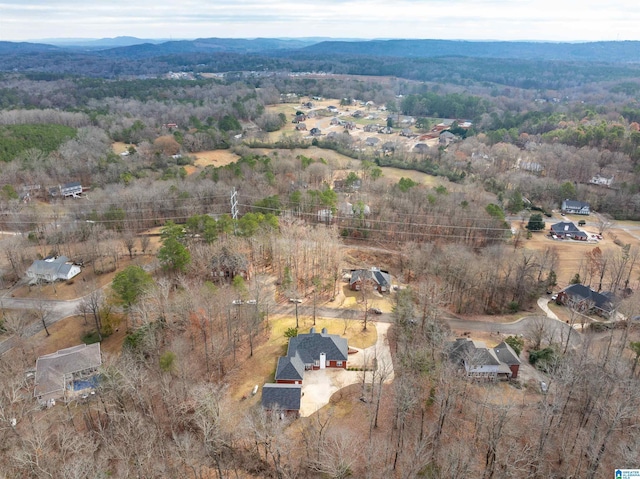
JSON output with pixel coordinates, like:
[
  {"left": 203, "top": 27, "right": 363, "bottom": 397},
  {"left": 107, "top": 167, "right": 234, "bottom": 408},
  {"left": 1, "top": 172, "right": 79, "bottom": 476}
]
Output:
[{"left": 1, "top": 0, "right": 639, "bottom": 43}]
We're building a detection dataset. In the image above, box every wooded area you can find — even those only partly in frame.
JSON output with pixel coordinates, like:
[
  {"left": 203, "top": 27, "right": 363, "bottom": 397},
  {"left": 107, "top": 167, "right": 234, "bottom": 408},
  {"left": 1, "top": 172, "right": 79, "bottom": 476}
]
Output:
[{"left": 1, "top": 44, "right": 640, "bottom": 478}]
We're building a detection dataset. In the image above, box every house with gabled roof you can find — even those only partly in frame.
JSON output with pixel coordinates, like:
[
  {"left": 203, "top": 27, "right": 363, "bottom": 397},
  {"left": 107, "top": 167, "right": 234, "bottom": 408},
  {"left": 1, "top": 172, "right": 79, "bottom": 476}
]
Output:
[
  {"left": 26, "top": 256, "right": 81, "bottom": 283},
  {"left": 447, "top": 338, "right": 520, "bottom": 380},
  {"left": 275, "top": 352, "right": 305, "bottom": 384},
  {"left": 556, "top": 284, "right": 616, "bottom": 318},
  {"left": 550, "top": 221, "right": 587, "bottom": 241},
  {"left": 34, "top": 343, "right": 102, "bottom": 405},
  {"left": 364, "top": 137, "right": 380, "bottom": 147},
  {"left": 493, "top": 341, "right": 521, "bottom": 379},
  {"left": 350, "top": 267, "right": 391, "bottom": 293},
  {"left": 561, "top": 199, "right": 590, "bottom": 215},
  {"left": 287, "top": 327, "right": 348, "bottom": 370},
  {"left": 590, "top": 174, "right": 614, "bottom": 187},
  {"left": 262, "top": 328, "right": 348, "bottom": 417},
  {"left": 261, "top": 384, "right": 302, "bottom": 417}
]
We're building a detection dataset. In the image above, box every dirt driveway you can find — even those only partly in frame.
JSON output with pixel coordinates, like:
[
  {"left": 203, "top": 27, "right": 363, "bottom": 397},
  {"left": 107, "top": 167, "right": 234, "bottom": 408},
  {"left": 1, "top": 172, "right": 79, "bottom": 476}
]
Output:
[{"left": 299, "top": 322, "right": 394, "bottom": 417}]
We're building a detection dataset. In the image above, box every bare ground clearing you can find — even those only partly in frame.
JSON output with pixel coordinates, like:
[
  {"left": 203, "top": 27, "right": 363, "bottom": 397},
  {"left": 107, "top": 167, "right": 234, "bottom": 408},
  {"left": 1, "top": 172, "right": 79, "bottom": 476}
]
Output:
[{"left": 192, "top": 149, "right": 241, "bottom": 168}]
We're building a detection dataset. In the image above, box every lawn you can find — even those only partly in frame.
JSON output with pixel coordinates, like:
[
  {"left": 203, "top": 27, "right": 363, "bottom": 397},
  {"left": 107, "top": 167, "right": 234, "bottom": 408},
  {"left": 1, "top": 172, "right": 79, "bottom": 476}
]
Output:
[{"left": 227, "top": 315, "right": 377, "bottom": 408}]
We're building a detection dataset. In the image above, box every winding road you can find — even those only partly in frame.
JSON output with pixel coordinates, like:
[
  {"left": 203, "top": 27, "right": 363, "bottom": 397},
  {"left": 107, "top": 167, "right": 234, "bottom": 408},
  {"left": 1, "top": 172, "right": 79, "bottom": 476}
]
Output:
[{"left": 0, "top": 286, "right": 582, "bottom": 356}]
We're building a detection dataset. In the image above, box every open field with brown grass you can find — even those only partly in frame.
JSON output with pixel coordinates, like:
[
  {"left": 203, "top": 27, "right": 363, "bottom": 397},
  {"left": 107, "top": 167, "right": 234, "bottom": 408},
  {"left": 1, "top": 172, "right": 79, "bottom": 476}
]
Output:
[{"left": 192, "top": 149, "right": 241, "bottom": 168}]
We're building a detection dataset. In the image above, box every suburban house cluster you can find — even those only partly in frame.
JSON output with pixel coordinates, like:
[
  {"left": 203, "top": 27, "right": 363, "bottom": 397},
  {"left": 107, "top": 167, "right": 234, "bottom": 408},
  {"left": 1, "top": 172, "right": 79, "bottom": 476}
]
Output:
[
  {"left": 261, "top": 327, "right": 348, "bottom": 417},
  {"left": 448, "top": 338, "right": 521, "bottom": 380}
]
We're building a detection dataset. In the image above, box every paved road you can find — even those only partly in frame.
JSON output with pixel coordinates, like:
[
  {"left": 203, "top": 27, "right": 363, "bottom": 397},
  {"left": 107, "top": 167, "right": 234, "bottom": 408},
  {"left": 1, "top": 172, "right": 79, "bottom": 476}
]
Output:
[
  {"left": 0, "top": 296, "right": 84, "bottom": 355},
  {"left": 0, "top": 285, "right": 581, "bottom": 356},
  {"left": 271, "top": 302, "right": 583, "bottom": 348},
  {"left": 0, "top": 260, "right": 159, "bottom": 355}
]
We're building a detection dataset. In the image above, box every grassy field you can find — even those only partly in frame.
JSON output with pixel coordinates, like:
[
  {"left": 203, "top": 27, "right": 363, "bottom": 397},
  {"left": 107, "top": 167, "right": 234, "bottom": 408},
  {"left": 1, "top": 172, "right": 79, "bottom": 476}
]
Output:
[{"left": 192, "top": 149, "right": 241, "bottom": 168}]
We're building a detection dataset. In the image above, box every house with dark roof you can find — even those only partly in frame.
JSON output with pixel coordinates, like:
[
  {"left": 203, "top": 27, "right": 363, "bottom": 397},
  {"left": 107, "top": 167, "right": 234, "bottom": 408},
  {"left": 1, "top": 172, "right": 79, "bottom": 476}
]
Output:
[
  {"left": 286, "top": 327, "right": 348, "bottom": 370},
  {"left": 350, "top": 267, "right": 391, "bottom": 293},
  {"left": 493, "top": 341, "right": 521, "bottom": 379},
  {"left": 550, "top": 221, "right": 587, "bottom": 241},
  {"left": 261, "top": 384, "right": 302, "bottom": 417},
  {"left": 211, "top": 247, "right": 251, "bottom": 283},
  {"left": 262, "top": 328, "right": 349, "bottom": 417},
  {"left": 364, "top": 137, "right": 380, "bottom": 147},
  {"left": 447, "top": 338, "right": 520, "bottom": 380},
  {"left": 561, "top": 199, "right": 590, "bottom": 215},
  {"left": 275, "top": 352, "right": 305, "bottom": 384},
  {"left": 556, "top": 284, "right": 616, "bottom": 317},
  {"left": 26, "top": 256, "right": 81, "bottom": 283}
]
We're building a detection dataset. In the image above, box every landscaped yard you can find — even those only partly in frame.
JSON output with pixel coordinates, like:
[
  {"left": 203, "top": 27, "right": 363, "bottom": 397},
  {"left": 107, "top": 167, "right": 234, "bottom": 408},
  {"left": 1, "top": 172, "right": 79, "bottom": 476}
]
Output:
[{"left": 226, "top": 315, "right": 377, "bottom": 409}]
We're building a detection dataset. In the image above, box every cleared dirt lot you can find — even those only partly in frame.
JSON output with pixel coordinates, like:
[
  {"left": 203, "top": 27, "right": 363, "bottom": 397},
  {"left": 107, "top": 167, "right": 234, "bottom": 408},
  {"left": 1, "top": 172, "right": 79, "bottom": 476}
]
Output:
[{"left": 192, "top": 149, "right": 241, "bottom": 168}]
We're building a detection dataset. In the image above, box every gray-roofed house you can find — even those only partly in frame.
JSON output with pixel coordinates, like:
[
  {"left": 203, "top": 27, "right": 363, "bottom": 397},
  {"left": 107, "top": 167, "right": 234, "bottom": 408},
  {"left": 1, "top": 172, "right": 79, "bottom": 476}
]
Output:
[
  {"left": 34, "top": 343, "right": 102, "bottom": 405},
  {"left": 26, "top": 256, "right": 81, "bottom": 283},
  {"left": 261, "top": 383, "right": 302, "bottom": 417},
  {"left": 493, "top": 341, "right": 521, "bottom": 379},
  {"left": 382, "top": 142, "right": 396, "bottom": 153},
  {"left": 61, "top": 181, "right": 83, "bottom": 198},
  {"left": 263, "top": 327, "right": 349, "bottom": 417},
  {"left": 447, "top": 338, "right": 516, "bottom": 380},
  {"left": 350, "top": 267, "right": 391, "bottom": 293},
  {"left": 414, "top": 143, "right": 430, "bottom": 154},
  {"left": 550, "top": 221, "right": 587, "bottom": 241},
  {"left": 439, "top": 131, "right": 456, "bottom": 146},
  {"left": 556, "top": 284, "right": 616, "bottom": 318},
  {"left": 275, "top": 352, "right": 305, "bottom": 384},
  {"left": 365, "top": 137, "right": 380, "bottom": 147},
  {"left": 287, "top": 327, "right": 348, "bottom": 370},
  {"left": 561, "top": 199, "right": 590, "bottom": 215}
]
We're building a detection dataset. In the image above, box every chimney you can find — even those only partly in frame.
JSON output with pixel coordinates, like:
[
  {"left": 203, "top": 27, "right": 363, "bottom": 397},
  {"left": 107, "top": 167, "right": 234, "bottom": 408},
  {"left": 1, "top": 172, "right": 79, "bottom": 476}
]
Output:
[{"left": 321, "top": 328, "right": 328, "bottom": 334}]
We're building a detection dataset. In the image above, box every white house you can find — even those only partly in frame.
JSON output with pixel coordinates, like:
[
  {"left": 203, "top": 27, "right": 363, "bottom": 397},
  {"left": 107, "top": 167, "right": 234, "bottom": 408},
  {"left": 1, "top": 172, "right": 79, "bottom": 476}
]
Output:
[
  {"left": 26, "top": 256, "right": 81, "bottom": 283},
  {"left": 561, "top": 199, "right": 590, "bottom": 215},
  {"left": 590, "top": 174, "right": 614, "bottom": 187}
]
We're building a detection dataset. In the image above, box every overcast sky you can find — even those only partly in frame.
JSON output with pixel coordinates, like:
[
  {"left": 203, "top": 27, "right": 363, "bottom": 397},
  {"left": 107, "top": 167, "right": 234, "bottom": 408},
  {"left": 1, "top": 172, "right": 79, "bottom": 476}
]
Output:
[{"left": 1, "top": 0, "right": 639, "bottom": 42}]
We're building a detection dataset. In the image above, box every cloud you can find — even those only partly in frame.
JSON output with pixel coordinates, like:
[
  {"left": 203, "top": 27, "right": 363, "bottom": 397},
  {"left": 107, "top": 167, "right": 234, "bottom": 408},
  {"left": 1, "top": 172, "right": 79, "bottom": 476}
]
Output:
[{"left": 1, "top": 0, "right": 639, "bottom": 41}]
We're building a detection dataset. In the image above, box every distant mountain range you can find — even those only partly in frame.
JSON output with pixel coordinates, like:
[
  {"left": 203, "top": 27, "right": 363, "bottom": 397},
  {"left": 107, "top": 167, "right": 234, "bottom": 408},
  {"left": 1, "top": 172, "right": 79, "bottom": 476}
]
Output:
[
  {"left": 298, "top": 39, "right": 640, "bottom": 62},
  {"left": 1, "top": 37, "right": 640, "bottom": 62},
  {"left": 2, "top": 37, "right": 640, "bottom": 79}
]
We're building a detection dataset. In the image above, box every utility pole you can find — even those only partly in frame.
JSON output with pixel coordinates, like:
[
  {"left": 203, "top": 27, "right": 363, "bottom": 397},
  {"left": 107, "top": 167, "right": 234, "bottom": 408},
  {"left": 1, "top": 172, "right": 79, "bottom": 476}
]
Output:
[{"left": 230, "top": 188, "right": 238, "bottom": 235}]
